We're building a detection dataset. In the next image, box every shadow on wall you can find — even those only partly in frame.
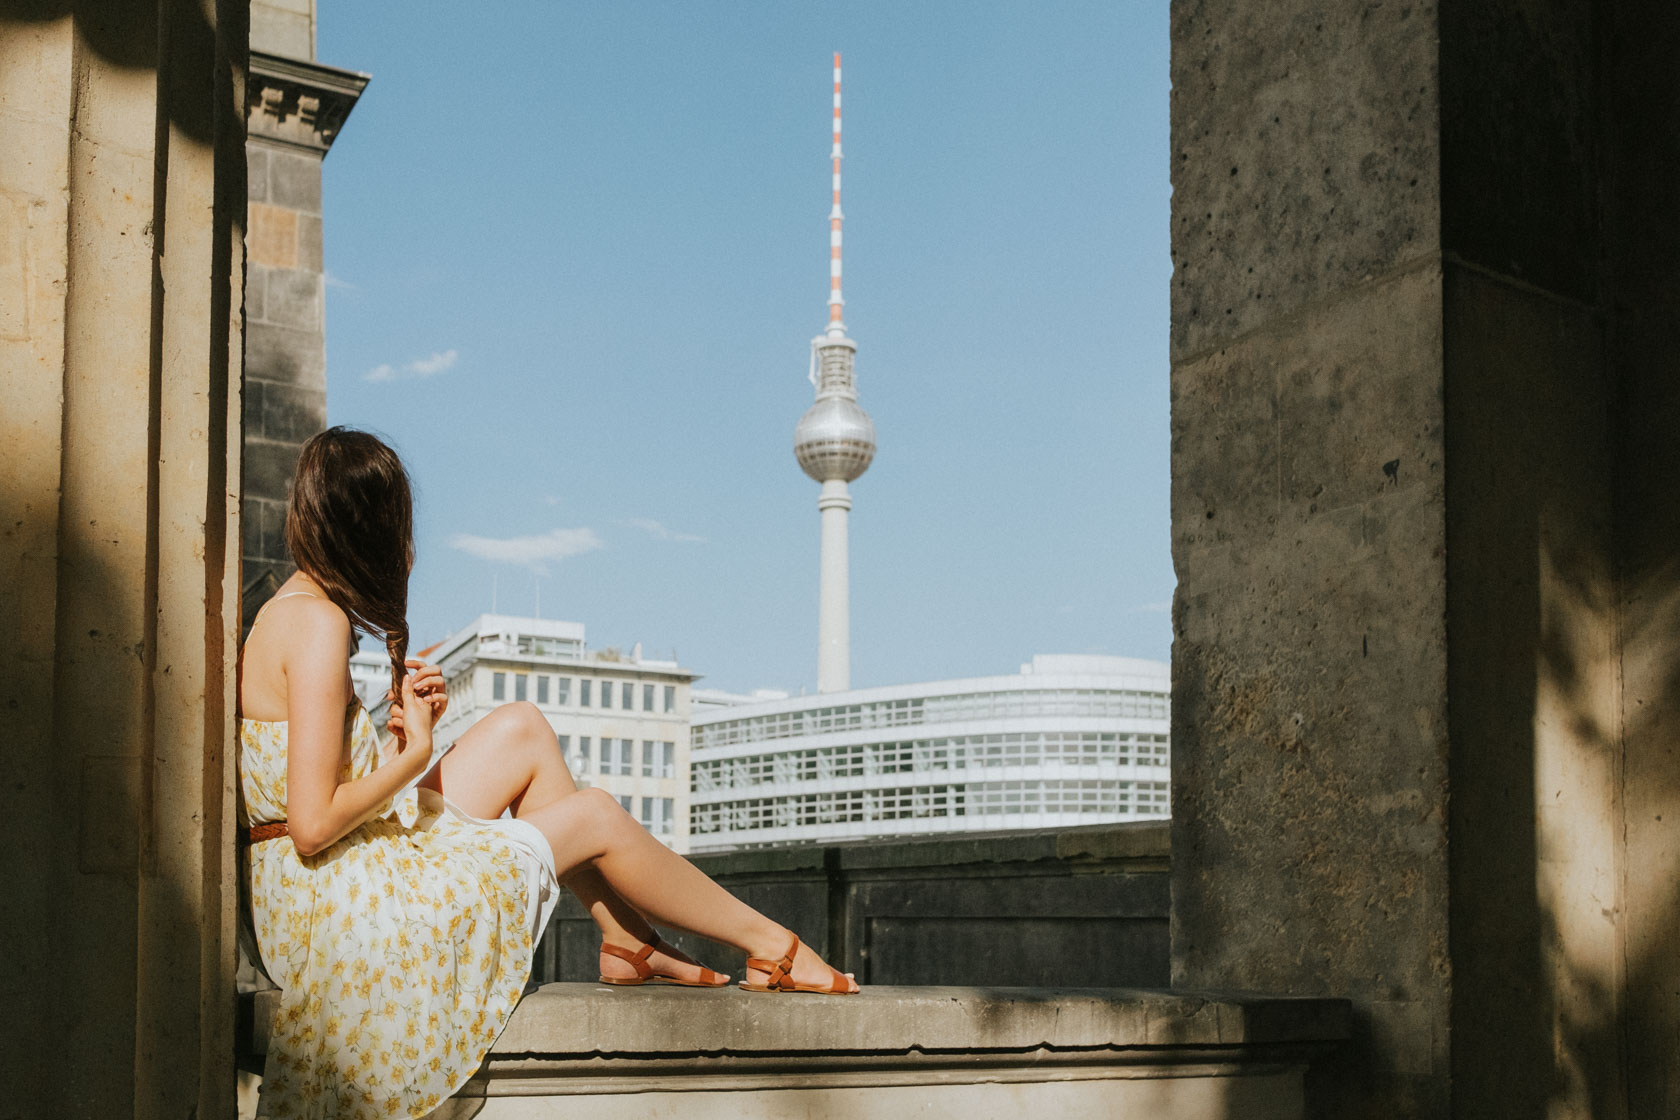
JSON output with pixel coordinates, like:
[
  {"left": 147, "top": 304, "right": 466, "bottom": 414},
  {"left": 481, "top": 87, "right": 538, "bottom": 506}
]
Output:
[
  {"left": 1449, "top": 359, "right": 1680, "bottom": 1120},
  {"left": 1515, "top": 549, "right": 1680, "bottom": 1120},
  {"left": 1561, "top": 553, "right": 1680, "bottom": 1120},
  {"left": 2, "top": 0, "right": 222, "bottom": 144},
  {"left": 1441, "top": 278, "right": 1631, "bottom": 1120}
]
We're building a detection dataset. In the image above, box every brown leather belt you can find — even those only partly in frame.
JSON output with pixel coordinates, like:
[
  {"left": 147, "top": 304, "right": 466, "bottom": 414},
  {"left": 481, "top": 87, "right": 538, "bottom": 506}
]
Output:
[{"left": 244, "top": 820, "right": 289, "bottom": 844}]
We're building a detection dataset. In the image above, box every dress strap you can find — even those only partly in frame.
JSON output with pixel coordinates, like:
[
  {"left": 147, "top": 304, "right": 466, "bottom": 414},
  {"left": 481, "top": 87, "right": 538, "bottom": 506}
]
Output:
[{"left": 251, "top": 589, "right": 321, "bottom": 628}]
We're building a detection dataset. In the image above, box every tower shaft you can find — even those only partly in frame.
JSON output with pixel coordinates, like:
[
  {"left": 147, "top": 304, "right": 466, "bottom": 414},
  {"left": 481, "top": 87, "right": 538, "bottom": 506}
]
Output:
[{"left": 817, "top": 480, "right": 852, "bottom": 692}]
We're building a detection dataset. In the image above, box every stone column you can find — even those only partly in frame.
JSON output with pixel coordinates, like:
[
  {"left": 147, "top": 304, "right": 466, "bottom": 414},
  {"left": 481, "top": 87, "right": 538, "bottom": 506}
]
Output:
[
  {"left": 1169, "top": 1, "right": 1680, "bottom": 1117},
  {"left": 0, "top": 2, "right": 247, "bottom": 1116},
  {"left": 241, "top": 14, "right": 365, "bottom": 627}
]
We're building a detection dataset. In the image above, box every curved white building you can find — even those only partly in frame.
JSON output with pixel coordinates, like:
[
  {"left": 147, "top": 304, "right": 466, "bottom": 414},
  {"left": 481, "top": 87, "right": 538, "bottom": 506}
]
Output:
[{"left": 689, "top": 654, "right": 1170, "bottom": 852}]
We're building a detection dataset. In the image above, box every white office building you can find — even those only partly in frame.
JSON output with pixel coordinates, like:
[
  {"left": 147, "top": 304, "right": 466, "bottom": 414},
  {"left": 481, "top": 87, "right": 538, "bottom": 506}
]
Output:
[
  {"left": 421, "top": 614, "right": 700, "bottom": 851},
  {"left": 349, "top": 647, "right": 391, "bottom": 708},
  {"left": 689, "top": 654, "right": 1170, "bottom": 852}
]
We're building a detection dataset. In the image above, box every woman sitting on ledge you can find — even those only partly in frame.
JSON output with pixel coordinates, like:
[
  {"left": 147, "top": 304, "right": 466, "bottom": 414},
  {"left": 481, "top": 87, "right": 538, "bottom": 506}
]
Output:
[{"left": 239, "top": 427, "right": 856, "bottom": 1120}]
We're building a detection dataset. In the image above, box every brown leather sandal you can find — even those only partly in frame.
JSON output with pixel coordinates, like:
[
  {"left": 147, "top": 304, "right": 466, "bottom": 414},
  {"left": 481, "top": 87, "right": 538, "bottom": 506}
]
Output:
[
  {"left": 738, "top": 932, "right": 857, "bottom": 994},
  {"left": 598, "top": 940, "right": 730, "bottom": 987}
]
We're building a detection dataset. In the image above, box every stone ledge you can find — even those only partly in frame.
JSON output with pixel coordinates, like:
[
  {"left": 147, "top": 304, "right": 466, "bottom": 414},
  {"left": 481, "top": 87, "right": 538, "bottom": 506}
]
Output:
[{"left": 243, "top": 982, "right": 1348, "bottom": 1061}]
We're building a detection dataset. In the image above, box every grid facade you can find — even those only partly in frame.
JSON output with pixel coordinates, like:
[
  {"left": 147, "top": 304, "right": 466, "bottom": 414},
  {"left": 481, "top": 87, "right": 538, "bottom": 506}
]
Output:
[
  {"left": 690, "top": 656, "right": 1170, "bottom": 851},
  {"left": 421, "top": 615, "right": 698, "bottom": 852}
]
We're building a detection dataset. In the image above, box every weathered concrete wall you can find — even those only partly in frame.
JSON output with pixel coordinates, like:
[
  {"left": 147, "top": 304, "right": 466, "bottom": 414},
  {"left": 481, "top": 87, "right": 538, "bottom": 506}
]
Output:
[
  {"left": 1171, "top": 0, "right": 1680, "bottom": 1117},
  {"left": 1169, "top": 3, "right": 1448, "bottom": 1115},
  {"left": 535, "top": 823, "right": 1170, "bottom": 988},
  {"left": 0, "top": 2, "right": 247, "bottom": 1117}
]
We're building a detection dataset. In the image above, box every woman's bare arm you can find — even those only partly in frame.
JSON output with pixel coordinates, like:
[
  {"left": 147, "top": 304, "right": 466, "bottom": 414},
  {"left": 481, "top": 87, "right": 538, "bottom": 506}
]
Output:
[{"left": 283, "top": 599, "right": 433, "bottom": 856}]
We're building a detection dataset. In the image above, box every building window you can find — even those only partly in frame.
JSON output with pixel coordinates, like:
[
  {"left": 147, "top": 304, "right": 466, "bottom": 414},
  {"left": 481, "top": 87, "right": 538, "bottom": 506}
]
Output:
[
  {"left": 557, "top": 733, "right": 570, "bottom": 761},
  {"left": 660, "top": 741, "right": 675, "bottom": 778},
  {"left": 579, "top": 737, "right": 591, "bottom": 770},
  {"left": 580, "top": 679, "right": 592, "bottom": 707},
  {"left": 658, "top": 797, "right": 674, "bottom": 835},
  {"left": 514, "top": 674, "right": 528, "bottom": 702},
  {"left": 620, "top": 739, "right": 636, "bottom": 776},
  {"left": 623, "top": 682, "right": 635, "bottom": 711},
  {"left": 599, "top": 738, "right": 615, "bottom": 774},
  {"left": 639, "top": 797, "right": 655, "bottom": 830},
  {"left": 555, "top": 676, "right": 571, "bottom": 705},
  {"left": 537, "top": 675, "right": 550, "bottom": 705},
  {"left": 599, "top": 681, "right": 612, "bottom": 709},
  {"left": 663, "top": 685, "right": 675, "bottom": 713},
  {"left": 619, "top": 794, "right": 634, "bottom": 813},
  {"left": 642, "top": 684, "right": 655, "bottom": 712},
  {"left": 492, "top": 672, "right": 506, "bottom": 701},
  {"left": 641, "top": 741, "right": 655, "bottom": 777}
]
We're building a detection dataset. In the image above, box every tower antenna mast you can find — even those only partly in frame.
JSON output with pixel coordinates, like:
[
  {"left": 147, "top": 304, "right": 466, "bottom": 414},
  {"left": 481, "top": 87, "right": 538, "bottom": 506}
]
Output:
[
  {"left": 794, "top": 52, "right": 877, "bottom": 693},
  {"left": 828, "top": 52, "right": 845, "bottom": 335}
]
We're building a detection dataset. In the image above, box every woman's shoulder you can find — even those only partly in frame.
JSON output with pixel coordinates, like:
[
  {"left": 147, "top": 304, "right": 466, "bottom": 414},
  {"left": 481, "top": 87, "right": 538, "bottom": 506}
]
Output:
[
  {"left": 240, "top": 588, "right": 354, "bottom": 719},
  {"left": 253, "top": 589, "right": 352, "bottom": 662}
]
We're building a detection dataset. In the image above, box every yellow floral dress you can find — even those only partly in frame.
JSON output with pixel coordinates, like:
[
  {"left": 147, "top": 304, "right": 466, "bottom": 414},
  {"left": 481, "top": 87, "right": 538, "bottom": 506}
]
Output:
[{"left": 241, "top": 702, "right": 560, "bottom": 1119}]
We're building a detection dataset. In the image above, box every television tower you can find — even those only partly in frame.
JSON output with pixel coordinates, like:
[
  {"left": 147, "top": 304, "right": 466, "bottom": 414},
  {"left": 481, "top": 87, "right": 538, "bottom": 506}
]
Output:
[{"left": 794, "top": 52, "right": 876, "bottom": 694}]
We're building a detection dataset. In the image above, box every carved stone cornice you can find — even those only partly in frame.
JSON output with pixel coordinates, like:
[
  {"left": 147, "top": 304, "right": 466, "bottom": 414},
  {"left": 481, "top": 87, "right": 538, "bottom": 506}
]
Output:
[{"left": 247, "top": 50, "right": 370, "bottom": 155}]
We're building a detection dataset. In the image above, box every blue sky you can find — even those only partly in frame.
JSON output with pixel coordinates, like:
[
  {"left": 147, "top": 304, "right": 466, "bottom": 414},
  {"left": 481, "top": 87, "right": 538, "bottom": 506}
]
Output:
[{"left": 318, "top": 1, "right": 1171, "bottom": 694}]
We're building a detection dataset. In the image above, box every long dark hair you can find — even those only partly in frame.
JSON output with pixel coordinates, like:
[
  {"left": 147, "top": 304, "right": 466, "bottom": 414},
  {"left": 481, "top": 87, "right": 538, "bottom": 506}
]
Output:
[{"left": 285, "top": 427, "right": 414, "bottom": 701}]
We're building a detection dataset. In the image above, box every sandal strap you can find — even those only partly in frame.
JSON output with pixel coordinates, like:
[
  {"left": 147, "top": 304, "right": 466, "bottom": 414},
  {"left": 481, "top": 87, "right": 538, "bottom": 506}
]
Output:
[
  {"left": 651, "top": 939, "right": 728, "bottom": 987},
  {"left": 827, "top": 966, "right": 850, "bottom": 993},
  {"left": 600, "top": 941, "right": 655, "bottom": 978},
  {"left": 744, "top": 932, "right": 800, "bottom": 989}
]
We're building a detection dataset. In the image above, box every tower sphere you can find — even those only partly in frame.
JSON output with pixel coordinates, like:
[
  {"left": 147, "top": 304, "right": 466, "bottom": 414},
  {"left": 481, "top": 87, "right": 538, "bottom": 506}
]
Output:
[{"left": 794, "top": 397, "right": 876, "bottom": 483}]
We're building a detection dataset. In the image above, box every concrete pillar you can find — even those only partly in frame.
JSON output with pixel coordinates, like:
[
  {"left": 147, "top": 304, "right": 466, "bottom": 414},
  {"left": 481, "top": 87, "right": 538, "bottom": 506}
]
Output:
[
  {"left": 1605, "top": 5, "right": 1680, "bottom": 1114},
  {"left": 241, "top": 5, "right": 365, "bottom": 628},
  {"left": 1169, "top": 1, "right": 1680, "bottom": 1116},
  {"left": 0, "top": 2, "right": 247, "bottom": 1116},
  {"left": 817, "top": 479, "right": 852, "bottom": 693}
]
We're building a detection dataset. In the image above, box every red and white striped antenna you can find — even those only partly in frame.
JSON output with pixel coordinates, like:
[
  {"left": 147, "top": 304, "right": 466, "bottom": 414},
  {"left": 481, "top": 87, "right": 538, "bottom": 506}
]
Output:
[{"left": 827, "top": 51, "right": 845, "bottom": 337}]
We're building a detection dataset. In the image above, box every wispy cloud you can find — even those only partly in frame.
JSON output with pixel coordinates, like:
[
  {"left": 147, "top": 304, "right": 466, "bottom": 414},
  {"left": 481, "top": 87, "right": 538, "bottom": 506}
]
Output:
[
  {"left": 364, "top": 348, "right": 459, "bottom": 382},
  {"left": 408, "top": 349, "right": 458, "bottom": 375},
  {"left": 447, "top": 527, "right": 603, "bottom": 575},
  {"left": 323, "top": 270, "right": 358, "bottom": 291},
  {"left": 1130, "top": 600, "right": 1173, "bottom": 613},
  {"left": 626, "top": 517, "right": 705, "bottom": 543}
]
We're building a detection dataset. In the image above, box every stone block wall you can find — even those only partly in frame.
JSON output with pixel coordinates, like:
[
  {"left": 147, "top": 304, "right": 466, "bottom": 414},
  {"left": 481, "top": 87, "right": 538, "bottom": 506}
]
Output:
[
  {"left": 250, "top": 0, "right": 312, "bottom": 59},
  {"left": 243, "top": 137, "right": 326, "bottom": 612},
  {"left": 240, "top": 26, "right": 364, "bottom": 627}
]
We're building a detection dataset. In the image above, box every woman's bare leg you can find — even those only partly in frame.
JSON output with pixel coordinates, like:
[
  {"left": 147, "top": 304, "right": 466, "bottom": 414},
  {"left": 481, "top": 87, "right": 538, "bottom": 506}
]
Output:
[
  {"left": 421, "top": 702, "right": 722, "bottom": 982},
  {"left": 522, "top": 785, "right": 858, "bottom": 991}
]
